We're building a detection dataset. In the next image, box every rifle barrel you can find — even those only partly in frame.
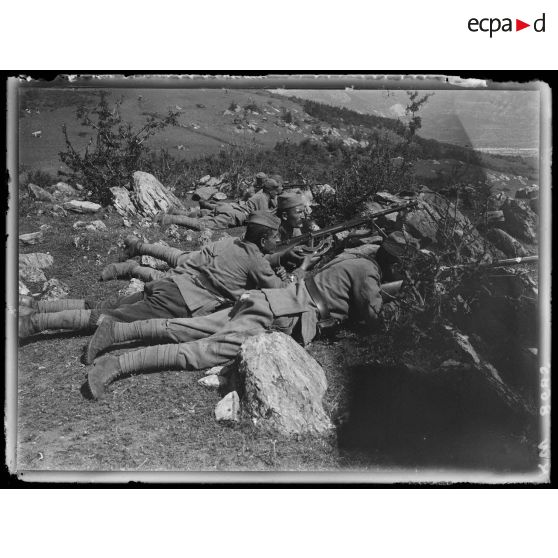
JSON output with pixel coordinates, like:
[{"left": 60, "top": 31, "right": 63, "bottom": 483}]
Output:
[{"left": 277, "top": 200, "right": 416, "bottom": 250}]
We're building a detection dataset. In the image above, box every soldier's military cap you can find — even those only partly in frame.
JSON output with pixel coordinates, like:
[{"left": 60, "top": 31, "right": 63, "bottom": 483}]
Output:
[
  {"left": 269, "top": 173, "right": 284, "bottom": 185},
  {"left": 277, "top": 192, "right": 305, "bottom": 211},
  {"left": 246, "top": 211, "right": 281, "bottom": 229},
  {"left": 255, "top": 172, "right": 267, "bottom": 181},
  {"left": 262, "top": 178, "right": 282, "bottom": 192}
]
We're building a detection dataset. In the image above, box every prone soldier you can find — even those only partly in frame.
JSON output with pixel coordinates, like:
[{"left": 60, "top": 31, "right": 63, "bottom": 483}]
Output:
[{"left": 19, "top": 212, "right": 293, "bottom": 340}]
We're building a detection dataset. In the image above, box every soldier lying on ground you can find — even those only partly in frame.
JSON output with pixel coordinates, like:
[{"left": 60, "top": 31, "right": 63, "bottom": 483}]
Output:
[
  {"left": 86, "top": 246, "right": 398, "bottom": 399},
  {"left": 154, "top": 176, "right": 283, "bottom": 230},
  {"left": 100, "top": 192, "right": 314, "bottom": 282},
  {"left": 18, "top": 212, "right": 296, "bottom": 340}
]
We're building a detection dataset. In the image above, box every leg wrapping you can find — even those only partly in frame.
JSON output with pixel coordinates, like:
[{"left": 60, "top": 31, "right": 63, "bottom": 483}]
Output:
[
  {"left": 159, "top": 215, "right": 203, "bottom": 230},
  {"left": 36, "top": 299, "right": 87, "bottom": 312},
  {"left": 112, "top": 319, "right": 175, "bottom": 344},
  {"left": 132, "top": 266, "right": 166, "bottom": 282},
  {"left": 32, "top": 309, "right": 92, "bottom": 332},
  {"left": 138, "top": 242, "right": 185, "bottom": 267},
  {"left": 119, "top": 344, "right": 185, "bottom": 375}
]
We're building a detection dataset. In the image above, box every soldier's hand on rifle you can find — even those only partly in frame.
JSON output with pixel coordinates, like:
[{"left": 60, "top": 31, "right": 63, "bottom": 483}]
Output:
[
  {"left": 280, "top": 245, "right": 306, "bottom": 267},
  {"left": 274, "top": 266, "right": 288, "bottom": 281},
  {"left": 299, "top": 252, "right": 321, "bottom": 272},
  {"left": 199, "top": 199, "right": 218, "bottom": 210}
]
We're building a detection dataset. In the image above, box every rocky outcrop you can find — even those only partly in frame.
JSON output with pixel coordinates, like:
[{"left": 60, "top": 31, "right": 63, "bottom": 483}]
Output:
[
  {"left": 111, "top": 172, "right": 184, "bottom": 218},
  {"left": 501, "top": 198, "right": 538, "bottom": 243},
  {"left": 238, "top": 332, "right": 332, "bottom": 435}
]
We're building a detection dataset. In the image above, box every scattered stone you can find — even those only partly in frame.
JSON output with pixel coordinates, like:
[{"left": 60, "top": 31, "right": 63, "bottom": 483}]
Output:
[
  {"left": 166, "top": 224, "right": 181, "bottom": 240},
  {"left": 239, "top": 332, "right": 332, "bottom": 435},
  {"left": 486, "top": 228, "right": 527, "bottom": 258},
  {"left": 39, "top": 224, "right": 51, "bottom": 231},
  {"left": 63, "top": 200, "right": 102, "bottom": 213},
  {"left": 41, "top": 278, "right": 70, "bottom": 301},
  {"left": 19, "top": 231, "right": 43, "bottom": 245},
  {"left": 204, "top": 365, "right": 225, "bottom": 376},
  {"left": 118, "top": 278, "right": 145, "bottom": 296},
  {"left": 192, "top": 185, "right": 219, "bottom": 201},
  {"left": 140, "top": 254, "right": 169, "bottom": 271},
  {"left": 199, "top": 229, "right": 214, "bottom": 245},
  {"left": 212, "top": 191, "right": 228, "bottom": 201},
  {"left": 72, "top": 220, "right": 107, "bottom": 231},
  {"left": 198, "top": 374, "right": 227, "bottom": 389},
  {"left": 19, "top": 281, "right": 31, "bottom": 296},
  {"left": 206, "top": 177, "right": 221, "bottom": 188},
  {"left": 501, "top": 198, "right": 538, "bottom": 243},
  {"left": 215, "top": 391, "right": 240, "bottom": 422},
  {"left": 123, "top": 218, "right": 132, "bottom": 227},
  {"left": 199, "top": 175, "right": 211, "bottom": 184},
  {"left": 28, "top": 184, "right": 55, "bottom": 203},
  {"left": 52, "top": 182, "right": 78, "bottom": 197},
  {"left": 313, "top": 183, "right": 335, "bottom": 196}
]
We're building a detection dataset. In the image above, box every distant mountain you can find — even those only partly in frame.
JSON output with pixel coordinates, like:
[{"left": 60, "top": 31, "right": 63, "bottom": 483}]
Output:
[{"left": 272, "top": 89, "right": 540, "bottom": 151}]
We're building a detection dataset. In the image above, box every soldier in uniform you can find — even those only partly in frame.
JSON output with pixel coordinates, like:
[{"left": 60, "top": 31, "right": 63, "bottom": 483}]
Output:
[
  {"left": 155, "top": 176, "right": 283, "bottom": 230},
  {"left": 86, "top": 250, "right": 386, "bottom": 398},
  {"left": 19, "top": 212, "right": 292, "bottom": 340},
  {"left": 100, "top": 189, "right": 311, "bottom": 283}
]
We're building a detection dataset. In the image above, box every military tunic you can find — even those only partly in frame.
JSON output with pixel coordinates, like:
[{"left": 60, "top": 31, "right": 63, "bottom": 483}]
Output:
[
  {"left": 104, "top": 237, "right": 286, "bottom": 323},
  {"left": 125, "top": 256, "right": 383, "bottom": 370}
]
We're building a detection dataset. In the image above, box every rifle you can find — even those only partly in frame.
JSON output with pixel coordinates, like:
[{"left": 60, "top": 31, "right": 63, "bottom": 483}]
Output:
[
  {"left": 439, "top": 255, "right": 538, "bottom": 273},
  {"left": 276, "top": 200, "right": 418, "bottom": 250}
]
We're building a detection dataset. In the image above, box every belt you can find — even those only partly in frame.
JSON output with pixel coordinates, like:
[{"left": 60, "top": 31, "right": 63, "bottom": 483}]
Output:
[{"left": 304, "top": 275, "right": 330, "bottom": 321}]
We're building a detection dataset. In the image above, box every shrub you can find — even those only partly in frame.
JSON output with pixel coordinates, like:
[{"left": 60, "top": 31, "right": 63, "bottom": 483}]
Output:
[{"left": 59, "top": 92, "right": 180, "bottom": 205}]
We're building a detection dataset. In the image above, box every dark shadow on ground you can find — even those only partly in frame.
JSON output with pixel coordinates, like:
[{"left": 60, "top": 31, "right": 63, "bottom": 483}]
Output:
[{"left": 337, "top": 363, "right": 539, "bottom": 473}]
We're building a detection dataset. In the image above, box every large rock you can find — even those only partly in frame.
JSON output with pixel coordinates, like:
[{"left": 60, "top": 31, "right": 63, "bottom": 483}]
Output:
[
  {"left": 63, "top": 200, "right": 102, "bottom": 213},
  {"left": 239, "top": 332, "right": 332, "bottom": 435},
  {"left": 501, "top": 198, "right": 538, "bottom": 243},
  {"left": 486, "top": 228, "right": 527, "bottom": 258},
  {"left": 19, "top": 266, "right": 46, "bottom": 283},
  {"left": 19, "top": 253, "right": 53, "bottom": 269},
  {"left": 28, "top": 183, "right": 55, "bottom": 203},
  {"left": 111, "top": 186, "right": 137, "bottom": 217},
  {"left": 132, "top": 171, "right": 184, "bottom": 217}
]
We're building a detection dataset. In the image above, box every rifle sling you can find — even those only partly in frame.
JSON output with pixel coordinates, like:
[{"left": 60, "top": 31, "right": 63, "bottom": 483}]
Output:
[{"left": 304, "top": 275, "right": 331, "bottom": 322}]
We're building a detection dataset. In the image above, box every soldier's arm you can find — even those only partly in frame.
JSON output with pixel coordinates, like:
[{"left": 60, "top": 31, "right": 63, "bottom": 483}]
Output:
[{"left": 250, "top": 259, "right": 290, "bottom": 288}]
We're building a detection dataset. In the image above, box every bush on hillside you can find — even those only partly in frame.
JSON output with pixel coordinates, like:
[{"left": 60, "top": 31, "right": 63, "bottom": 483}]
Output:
[{"left": 58, "top": 92, "right": 180, "bottom": 205}]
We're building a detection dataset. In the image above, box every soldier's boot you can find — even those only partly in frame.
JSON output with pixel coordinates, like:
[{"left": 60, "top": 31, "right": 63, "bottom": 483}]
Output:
[
  {"left": 85, "top": 319, "right": 174, "bottom": 364},
  {"left": 19, "top": 309, "right": 95, "bottom": 339},
  {"left": 88, "top": 344, "right": 184, "bottom": 399},
  {"left": 100, "top": 260, "right": 140, "bottom": 281},
  {"left": 87, "top": 355, "right": 123, "bottom": 400},
  {"left": 120, "top": 235, "right": 143, "bottom": 261},
  {"left": 19, "top": 295, "right": 38, "bottom": 310},
  {"left": 154, "top": 213, "right": 203, "bottom": 230}
]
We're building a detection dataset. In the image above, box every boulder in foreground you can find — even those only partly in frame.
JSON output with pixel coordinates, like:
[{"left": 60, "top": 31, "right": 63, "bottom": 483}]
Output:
[{"left": 239, "top": 332, "right": 332, "bottom": 435}]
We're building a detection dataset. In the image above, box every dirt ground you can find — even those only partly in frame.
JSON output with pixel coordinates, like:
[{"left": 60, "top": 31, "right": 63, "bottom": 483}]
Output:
[{"left": 15, "top": 199, "right": 539, "bottom": 477}]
